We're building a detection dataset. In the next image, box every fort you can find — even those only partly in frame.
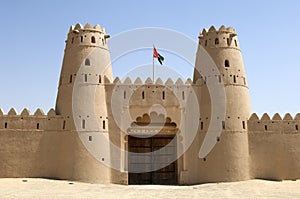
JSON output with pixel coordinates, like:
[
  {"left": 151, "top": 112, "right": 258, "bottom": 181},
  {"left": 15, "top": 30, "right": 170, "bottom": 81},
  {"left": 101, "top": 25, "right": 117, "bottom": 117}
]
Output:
[{"left": 0, "top": 23, "right": 299, "bottom": 185}]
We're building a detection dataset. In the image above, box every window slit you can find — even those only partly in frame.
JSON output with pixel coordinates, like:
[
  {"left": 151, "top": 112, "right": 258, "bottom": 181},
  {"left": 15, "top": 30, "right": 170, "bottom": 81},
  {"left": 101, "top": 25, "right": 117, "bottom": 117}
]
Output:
[
  {"left": 82, "top": 120, "right": 86, "bottom": 129},
  {"left": 242, "top": 121, "right": 246, "bottom": 129}
]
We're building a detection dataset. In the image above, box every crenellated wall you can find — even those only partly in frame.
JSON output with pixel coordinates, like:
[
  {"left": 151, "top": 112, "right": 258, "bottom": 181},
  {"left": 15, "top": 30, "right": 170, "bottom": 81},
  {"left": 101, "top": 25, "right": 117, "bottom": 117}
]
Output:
[
  {"left": 248, "top": 113, "right": 300, "bottom": 180},
  {"left": 0, "top": 108, "right": 67, "bottom": 131},
  {"left": 0, "top": 106, "right": 111, "bottom": 183},
  {"left": 0, "top": 108, "right": 68, "bottom": 179}
]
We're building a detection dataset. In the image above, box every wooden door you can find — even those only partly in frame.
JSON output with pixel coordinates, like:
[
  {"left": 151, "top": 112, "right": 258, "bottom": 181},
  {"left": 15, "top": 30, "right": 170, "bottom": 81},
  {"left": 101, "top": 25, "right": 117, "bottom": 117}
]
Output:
[{"left": 128, "top": 136, "right": 177, "bottom": 185}]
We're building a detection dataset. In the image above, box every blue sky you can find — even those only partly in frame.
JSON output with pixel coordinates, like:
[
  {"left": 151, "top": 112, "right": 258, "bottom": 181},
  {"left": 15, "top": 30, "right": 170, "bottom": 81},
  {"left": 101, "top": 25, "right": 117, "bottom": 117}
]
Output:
[{"left": 0, "top": 0, "right": 299, "bottom": 117}]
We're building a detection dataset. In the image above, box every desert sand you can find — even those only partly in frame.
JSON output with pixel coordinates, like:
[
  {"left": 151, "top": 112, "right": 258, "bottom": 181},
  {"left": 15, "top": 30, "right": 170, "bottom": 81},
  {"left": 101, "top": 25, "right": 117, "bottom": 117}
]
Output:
[{"left": 0, "top": 178, "right": 300, "bottom": 199}]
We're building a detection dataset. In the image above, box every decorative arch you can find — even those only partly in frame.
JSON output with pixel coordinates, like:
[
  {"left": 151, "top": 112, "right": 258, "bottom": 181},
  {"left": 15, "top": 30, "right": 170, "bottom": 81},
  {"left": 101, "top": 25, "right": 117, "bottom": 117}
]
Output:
[{"left": 131, "top": 112, "right": 177, "bottom": 127}]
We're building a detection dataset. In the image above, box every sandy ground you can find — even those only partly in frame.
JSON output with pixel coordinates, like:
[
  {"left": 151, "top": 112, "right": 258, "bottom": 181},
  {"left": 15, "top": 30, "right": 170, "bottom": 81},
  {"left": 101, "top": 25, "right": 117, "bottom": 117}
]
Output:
[{"left": 0, "top": 178, "right": 300, "bottom": 199}]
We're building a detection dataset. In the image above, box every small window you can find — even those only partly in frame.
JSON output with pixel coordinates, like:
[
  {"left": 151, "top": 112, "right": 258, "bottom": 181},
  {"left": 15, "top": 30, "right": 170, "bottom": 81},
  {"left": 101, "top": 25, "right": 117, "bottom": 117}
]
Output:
[
  {"left": 91, "top": 36, "right": 96, "bottom": 43},
  {"left": 227, "top": 38, "right": 230, "bottom": 46},
  {"left": 89, "top": 136, "right": 92, "bottom": 141},
  {"left": 142, "top": 91, "right": 145, "bottom": 99},
  {"left": 81, "top": 36, "right": 83, "bottom": 42},
  {"left": 69, "top": 75, "right": 73, "bottom": 83},
  {"left": 218, "top": 75, "right": 222, "bottom": 83},
  {"left": 63, "top": 120, "right": 66, "bottom": 129},
  {"left": 216, "top": 137, "right": 220, "bottom": 142},
  {"left": 234, "top": 40, "right": 238, "bottom": 47},
  {"left": 99, "top": 75, "right": 101, "bottom": 83},
  {"left": 37, "top": 123, "right": 40, "bottom": 129},
  {"left": 205, "top": 40, "right": 207, "bottom": 46},
  {"left": 201, "top": 122, "right": 203, "bottom": 130},
  {"left": 4, "top": 122, "right": 7, "bottom": 128},
  {"left": 242, "top": 121, "right": 246, "bottom": 129},
  {"left": 215, "top": 38, "right": 219, "bottom": 45},
  {"left": 204, "top": 76, "right": 207, "bottom": 84},
  {"left": 103, "top": 120, "right": 106, "bottom": 129},
  {"left": 84, "top": 74, "right": 88, "bottom": 82},
  {"left": 182, "top": 91, "right": 185, "bottom": 100},
  {"left": 85, "top": 59, "right": 90, "bottom": 66},
  {"left": 296, "top": 125, "right": 298, "bottom": 131},
  {"left": 233, "top": 75, "right": 236, "bottom": 83},
  {"left": 243, "top": 77, "right": 246, "bottom": 85},
  {"left": 225, "top": 60, "right": 230, "bottom": 67},
  {"left": 162, "top": 91, "right": 165, "bottom": 100},
  {"left": 82, "top": 119, "right": 86, "bottom": 129},
  {"left": 265, "top": 125, "right": 268, "bottom": 131},
  {"left": 222, "top": 121, "right": 225, "bottom": 130},
  {"left": 124, "top": 91, "right": 126, "bottom": 99}
]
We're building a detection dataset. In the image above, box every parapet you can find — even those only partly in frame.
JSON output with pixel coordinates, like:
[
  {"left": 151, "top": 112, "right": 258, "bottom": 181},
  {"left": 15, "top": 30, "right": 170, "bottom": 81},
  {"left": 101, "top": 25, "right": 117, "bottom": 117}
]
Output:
[
  {"left": 66, "top": 23, "right": 110, "bottom": 48},
  {"left": 111, "top": 77, "right": 193, "bottom": 86},
  {"left": 200, "top": 25, "right": 236, "bottom": 36},
  {"left": 248, "top": 113, "right": 300, "bottom": 133},
  {"left": 0, "top": 108, "right": 65, "bottom": 131},
  {"left": 69, "top": 23, "right": 107, "bottom": 34},
  {"left": 0, "top": 108, "right": 66, "bottom": 118},
  {"left": 198, "top": 25, "right": 239, "bottom": 50},
  {"left": 106, "top": 77, "right": 195, "bottom": 107}
]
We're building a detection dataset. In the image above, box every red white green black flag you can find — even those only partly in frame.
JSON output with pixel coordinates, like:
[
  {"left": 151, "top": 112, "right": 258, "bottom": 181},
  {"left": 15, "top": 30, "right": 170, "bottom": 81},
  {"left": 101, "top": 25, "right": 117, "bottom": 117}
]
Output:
[{"left": 153, "top": 46, "right": 164, "bottom": 65}]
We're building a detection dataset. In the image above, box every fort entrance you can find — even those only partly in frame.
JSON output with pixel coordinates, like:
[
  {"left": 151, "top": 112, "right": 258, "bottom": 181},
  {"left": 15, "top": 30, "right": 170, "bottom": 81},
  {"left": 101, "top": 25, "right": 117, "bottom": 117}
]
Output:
[{"left": 127, "top": 113, "right": 178, "bottom": 185}]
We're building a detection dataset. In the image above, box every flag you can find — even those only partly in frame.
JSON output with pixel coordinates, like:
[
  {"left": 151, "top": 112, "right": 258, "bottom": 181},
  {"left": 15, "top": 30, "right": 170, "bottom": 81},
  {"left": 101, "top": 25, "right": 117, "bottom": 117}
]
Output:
[{"left": 153, "top": 46, "right": 164, "bottom": 65}]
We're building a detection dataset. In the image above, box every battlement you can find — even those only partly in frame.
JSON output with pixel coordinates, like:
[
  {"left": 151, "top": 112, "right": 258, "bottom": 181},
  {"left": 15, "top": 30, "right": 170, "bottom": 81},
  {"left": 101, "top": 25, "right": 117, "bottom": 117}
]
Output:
[
  {"left": 104, "top": 77, "right": 196, "bottom": 111},
  {"left": 200, "top": 25, "right": 236, "bottom": 36},
  {"left": 0, "top": 108, "right": 59, "bottom": 117},
  {"left": 111, "top": 77, "right": 193, "bottom": 85},
  {"left": 198, "top": 25, "right": 239, "bottom": 50},
  {"left": 248, "top": 113, "right": 300, "bottom": 133},
  {"left": 65, "top": 23, "right": 110, "bottom": 48},
  {"left": 0, "top": 108, "right": 67, "bottom": 131},
  {"left": 69, "top": 23, "right": 107, "bottom": 34}
]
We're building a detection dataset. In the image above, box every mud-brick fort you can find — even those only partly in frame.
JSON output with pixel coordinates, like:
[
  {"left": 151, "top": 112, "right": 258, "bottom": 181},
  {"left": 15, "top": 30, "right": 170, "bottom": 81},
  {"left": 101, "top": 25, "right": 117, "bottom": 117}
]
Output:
[{"left": 0, "top": 23, "right": 299, "bottom": 185}]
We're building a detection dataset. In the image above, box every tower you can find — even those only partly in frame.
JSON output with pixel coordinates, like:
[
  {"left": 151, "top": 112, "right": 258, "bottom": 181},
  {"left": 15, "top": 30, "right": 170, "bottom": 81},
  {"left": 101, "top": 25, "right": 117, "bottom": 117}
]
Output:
[
  {"left": 56, "top": 23, "right": 112, "bottom": 116},
  {"left": 54, "top": 23, "right": 113, "bottom": 183},
  {"left": 189, "top": 25, "right": 252, "bottom": 183}
]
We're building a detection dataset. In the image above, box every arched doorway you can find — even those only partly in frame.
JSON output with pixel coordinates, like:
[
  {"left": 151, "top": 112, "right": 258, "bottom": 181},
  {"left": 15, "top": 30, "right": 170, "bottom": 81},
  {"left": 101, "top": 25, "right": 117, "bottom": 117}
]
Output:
[{"left": 127, "top": 112, "right": 178, "bottom": 185}]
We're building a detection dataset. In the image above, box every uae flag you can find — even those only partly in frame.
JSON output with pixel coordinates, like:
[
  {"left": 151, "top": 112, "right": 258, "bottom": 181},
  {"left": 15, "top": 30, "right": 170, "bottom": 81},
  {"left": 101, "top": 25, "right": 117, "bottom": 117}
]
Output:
[{"left": 153, "top": 46, "right": 164, "bottom": 65}]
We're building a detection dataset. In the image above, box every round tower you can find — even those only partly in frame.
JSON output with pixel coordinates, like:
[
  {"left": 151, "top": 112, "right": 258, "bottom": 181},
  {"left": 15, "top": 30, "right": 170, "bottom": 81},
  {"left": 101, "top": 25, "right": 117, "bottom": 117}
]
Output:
[
  {"left": 189, "top": 25, "right": 251, "bottom": 183},
  {"left": 56, "top": 23, "right": 113, "bottom": 116},
  {"left": 54, "top": 23, "right": 113, "bottom": 183}
]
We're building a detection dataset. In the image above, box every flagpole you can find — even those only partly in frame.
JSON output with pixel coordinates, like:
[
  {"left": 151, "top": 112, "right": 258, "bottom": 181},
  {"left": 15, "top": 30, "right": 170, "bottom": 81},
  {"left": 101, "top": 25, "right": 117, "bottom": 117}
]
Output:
[{"left": 152, "top": 45, "right": 154, "bottom": 81}]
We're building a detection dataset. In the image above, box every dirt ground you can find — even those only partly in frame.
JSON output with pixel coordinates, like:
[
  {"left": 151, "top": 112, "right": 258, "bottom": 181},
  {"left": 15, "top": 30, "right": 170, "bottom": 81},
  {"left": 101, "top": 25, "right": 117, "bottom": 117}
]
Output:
[{"left": 0, "top": 178, "right": 300, "bottom": 199}]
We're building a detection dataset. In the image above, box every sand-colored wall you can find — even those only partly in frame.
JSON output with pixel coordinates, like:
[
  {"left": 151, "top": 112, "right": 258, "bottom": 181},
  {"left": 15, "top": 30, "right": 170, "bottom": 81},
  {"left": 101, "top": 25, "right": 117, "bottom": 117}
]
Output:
[
  {"left": 0, "top": 108, "right": 111, "bottom": 183},
  {"left": 248, "top": 113, "right": 300, "bottom": 180},
  {"left": 104, "top": 77, "right": 193, "bottom": 184}
]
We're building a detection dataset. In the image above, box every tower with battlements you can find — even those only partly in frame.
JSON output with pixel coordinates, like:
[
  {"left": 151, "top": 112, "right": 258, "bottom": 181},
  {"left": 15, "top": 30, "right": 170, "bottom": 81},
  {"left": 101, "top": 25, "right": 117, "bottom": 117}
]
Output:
[
  {"left": 55, "top": 23, "right": 113, "bottom": 183},
  {"left": 186, "top": 25, "right": 252, "bottom": 183}
]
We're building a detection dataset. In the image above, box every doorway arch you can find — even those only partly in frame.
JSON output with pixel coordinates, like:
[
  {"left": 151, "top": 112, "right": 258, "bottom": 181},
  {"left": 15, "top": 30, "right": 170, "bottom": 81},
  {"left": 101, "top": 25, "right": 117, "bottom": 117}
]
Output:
[{"left": 127, "top": 112, "right": 178, "bottom": 185}]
